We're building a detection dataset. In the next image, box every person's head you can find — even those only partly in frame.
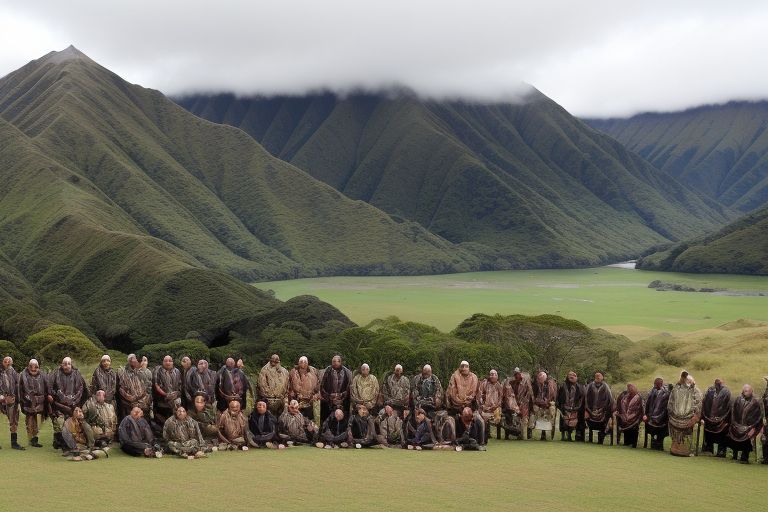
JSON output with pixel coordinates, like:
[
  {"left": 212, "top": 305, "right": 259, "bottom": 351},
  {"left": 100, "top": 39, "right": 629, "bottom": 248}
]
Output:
[
  {"left": 394, "top": 364, "right": 403, "bottom": 377},
  {"left": 175, "top": 407, "right": 187, "bottom": 420},
  {"left": 627, "top": 383, "right": 638, "bottom": 396},
  {"left": 513, "top": 368, "right": 522, "bottom": 381},
  {"left": 2, "top": 356, "right": 11, "bottom": 369},
  {"left": 100, "top": 355, "right": 111, "bottom": 370},
  {"left": 567, "top": 371, "right": 577, "bottom": 384},
  {"left": 181, "top": 356, "right": 192, "bottom": 370},
  {"left": 288, "top": 399, "right": 300, "bottom": 414},
  {"left": 128, "top": 354, "right": 139, "bottom": 369},
  {"left": 594, "top": 371, "right": 604, "bottom": 384},
  {"left": 360, "top": 363, "right": 370, "bottom": 376},
  {"left": 298, "top": 356, "right": 308, "bottom": 370},
  {"left": 489, "top": 369, "right": 498, "bottom": 383},
  {"left": 653, "top": 377, "right": 664, "bottom": 389},
  {"left": 198, "top": 359, "right": 209, "bottom": 372},
  {"left": 61, "top": 357, "right": 72, "bottom": 374},
  {"left": 236, "top": 359, "right": 245, "bottom": 369},
  {"left": 225, "top": 357, "right": 235, "bottom": 369},
  {"left": 256, "top": 400, "right": 267, "bottom": 415},
  {"left": 73, "top": 407, "right": 84, "bottom": 420},
  {"left": 228, "top": 400, "right": 241, "bottom": 415},
  {"left": 331, "top": 355, "right": 342, "bottom": 369},
  {"left": 537, "top": 371, "right": 547, "bottom": 384},
  {"left": 140, "top": 356, "right": 148, "bottom": 369},
  {"left": 415, "top": 408, "right": 426, "bottom": 423},
  {"left": 28, "top": 359, "right": 39, "bottom": 375},
  {"left": 269, "top": 354, "right": 280, "bottom": 367},
  {"left": 679, "top": 370, "right": 689, "bottom": 385},
  {"left": 334, "top": 408, "right": 344, "bottom": 421},
  {"left": 461, "top": 407, "right": 473, "bottom": 422},
  {"left": 130, "top": 406, "right": 143, "bottom": 419},
  {"left": 422, "top": 364, "right": 432, "bottom": 377},
  {"left": 194, "top": 394, "right": 206, "bottom": 412},
  {"left": 714, "top": 378, "right": 723, "bottom": 389},
  {"left": 384, "top": 405, "right": 394, "bottom": 417},
  {"left": 459, "top": 360, "right": 470, "bottom": 376},
  {"left": 95, "top": 390, "right": 106, "bottom": 404},
  {"left": 686, "top": 375, "right": 695, "bottom": 387},
  {"left": 357, "top": 404, "right": 369, "bottom": 417},
  {"left": 742, "top": 384, "right": 753, "bottom": 398},
  {"left": 162, "top": 355, "right": 173, "bottom": 370}
]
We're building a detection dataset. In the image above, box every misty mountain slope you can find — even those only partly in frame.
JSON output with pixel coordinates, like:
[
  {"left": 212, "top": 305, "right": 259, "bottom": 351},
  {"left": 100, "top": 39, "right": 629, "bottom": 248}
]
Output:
[
  {"left": 587, "top": 101, "right": 768, "bottom": 212},
  {"left": 179, "top": 90, "right": 732, "bottom": 267}
]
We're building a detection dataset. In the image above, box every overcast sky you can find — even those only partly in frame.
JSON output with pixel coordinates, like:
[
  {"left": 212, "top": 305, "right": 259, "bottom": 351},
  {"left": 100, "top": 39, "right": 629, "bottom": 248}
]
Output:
[{"left": 1, "top": 0, "right": 766, "bottom": 117}]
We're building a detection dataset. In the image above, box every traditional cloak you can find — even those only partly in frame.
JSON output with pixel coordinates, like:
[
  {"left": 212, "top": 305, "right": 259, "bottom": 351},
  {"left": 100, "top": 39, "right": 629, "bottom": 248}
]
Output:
[
  {"left": 0, "top": 365, "right": 20, "bottom": 401},
  {"left": 667, "top": 383, "right": 702, "bottom": 456},
  {"left": 557, "top": 380, "right": 584, "bottom": 428},
  {"left": 248, "top": 410, "right": 278, "bottom": 443},
  {"left": 83, "top": 398, "right": 118, "bottom": 439},
  {"left": 320, "top": 365, "right": 353, "bottom": 406},
  {"left": 584, "top": 381, "right": 614, "bottom": 424},
  {"left": 218, "top": 410, "right": 248, "bottom": 443},
  {"left": 456, "top": 414, "right": 485, "bottom": 443},
  {"left": 411, "top": 373, "right": 443, "bottom": 411},
  {"left": 118, "top": 367, "right": 150, "bottom": 412},
  {"left": 215, "top": 367, "right": 249, "bottom": 412},
  {"left": 321, "top": 415, "right": 349, "bottom": 444},
  {"left": 63, "top": 416, "right": 95, "bottom": 451},
  {"left": 446, "top": 370, "right": 479, "bottom": 410},
  {"left": 137, "top": 367, "right": 153, "bottom": 395},
  {"left": 50, "top": 367, "right": 87, "bottom": 416},
  {"left": 616, "top": 390, "right": 644, "bottom": 431},
  {"left": 189, "top": 405, "right": 218, "bottom": 440},
  {"left": 90, "top": 366, "right": 118, "bottom": 403},
  {"left": 532, "top": 376, "right": 558, "bottom": 430},
  {"left": 163, "top": 415, "right": 205, "bottom": 445},
  {"left": 19, "top": 368, "right": 48, "bottom": 417},
  {"left": 118, "top": 415, "right": 154, "bottom": 445},
  {"left": 350, "top": 372, "right": 379, "bottom": 410},
  {"left": 728, "top": 394, "right": 763, "bottom": 443},
  {"left": 289, "top": 365, "right": 320, "bottom": 408},
  {"left": 504, "top": 375, "right": 532, "bottom": 416},
  {"left": 376, "top": 411, "right": 403, "bottom": 445},
  {"left": 701, "top": 385, "right": 731, "bottom": 434},
  {"left": 152, "top": 366, "right": 183, "bottom": 410},
  {"left": 476, "top": 378, "right": 503, "bottom": 422},
  {"left": 644, "top": 386, "right": 670, "bottom": 428},
  {"left": 258, "top": 363, "right": 289, "bottom": 402},
  {"left": 185, "top": 367, "right": 217, "bottom": 405},
  {"left": 382, "top": 373, "right": 411, "bottom": 409},
  {"left": 408, "top": 418, "right": 435, "bottom": 447},
  {"left": 278, "top": 410, "right": 314, "bottom": 443},
  {"left": 348, "top": 414, "right": 376, "bottom": 445}
]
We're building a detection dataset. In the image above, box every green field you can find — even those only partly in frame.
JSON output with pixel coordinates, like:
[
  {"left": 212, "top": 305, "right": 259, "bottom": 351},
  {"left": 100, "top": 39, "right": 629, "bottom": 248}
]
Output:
[
  {"left": 256, "top": 267, "right": 768, "bottom": 339},
  {"left": 2, "top": 416, "right": 764, "bottom": 511}
]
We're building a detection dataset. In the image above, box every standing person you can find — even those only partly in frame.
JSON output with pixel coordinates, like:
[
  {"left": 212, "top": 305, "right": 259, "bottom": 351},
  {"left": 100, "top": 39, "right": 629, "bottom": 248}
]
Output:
[
  {"left": 700, "top": 378, "right": 731, "bottom": 457},
  {"left": 216, "top": 357, "right": 249, "bottom": 415},
  {"left": 615, "top": 384, "right": 644, "bottom": 448},
  {"left": 350, "top": 363, "right": 379, "bottom": 414},
  {"left": 0, "top": 356, "right": 23, "bottom": 449},
  {"left": 258, "top": 354, "right": 290, "bottom": 417},
  {"left": 667, "top": 371, "right": 703, "bottom": 457},
  {"left": 118, "top": 354, "right": 151, "bottom": 420},
  {"left": 411, "top": 364, "right": 443, "bottom": 417},
  {"left": 476, "top": 369, "right": 504, "bottom": 442},
  {"left": 380, "top": 364, "right": 411, "bottom": 417},
  {"left": 643, "top": 377, "right": 670, "bottom": 450},
  {"left": 319, "top": 355, "right": 352, "bottom": 423},
  {"left": 179, "top": 357, "right": 193, "bottom": 408},
  {"left": 185, "top": 359, "right": 216, "bottom": 407},
  {"left": 152, "top": 355, "right": 183, "bottom": 429},
  {"left": 503, "top": 368, "right": 532, "bottom": 440},
  {"left": 18, "top": 358, "right": 47, "bottom": 448},
  {"left": 138, "top": 356, "right": 153, "bottom": 398},
  {"left": 727, "top": 384, "right": 763, "bottom": 464},
  {"left": 557, "top": 371, "right": 584, "bottom": 442},
  {"left": 446, "top": 361, "right": 478, "bottom": 416},
  {"left": 118, "top": 406, "right": 161, "bottom": 458},
  {"left": 48, "top": 357, "right": 88, "bottom": 450},
  {"left": 531, "top": 370, "right": 557, "bottom": 441},
  {"left": 584, "top": 370, "right": 614, "bottom": 445},
  {"left": 90, "top": 355, "right": 118, "bottom": 406},
  {"left": 288, "top": 356, "right": 320, "bottom": 422}
]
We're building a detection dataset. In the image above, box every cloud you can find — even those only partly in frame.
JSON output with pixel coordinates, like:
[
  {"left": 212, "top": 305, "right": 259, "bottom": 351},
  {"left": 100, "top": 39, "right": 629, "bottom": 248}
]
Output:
[{"left": 1, "top": 0, "right": 767, "bottom": 116}]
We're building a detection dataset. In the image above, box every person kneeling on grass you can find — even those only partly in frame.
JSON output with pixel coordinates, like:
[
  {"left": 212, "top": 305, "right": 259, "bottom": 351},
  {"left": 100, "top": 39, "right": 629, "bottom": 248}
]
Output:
[
  {"left": 62, "top": 407, "right": 108, "bottom": 461},
  {"left": 119, "top": 406, "right": 162, "bottom": 458},
  {"left": 249, "top": 399, "right": 283, "bottom": 449},
  {"left": 455, "top": 407, "right": 486, "bottom": 451},
  {"left": 348, "top": 404, "right": 377, "bottom": 448},
  {"left": 164, "top": 406, "right": 207, "bottom": 459},
  {"left": 217, "top": 400, "right": 252, "bottom": 451},
  {"left": 316, "top": 408, "right": 349, "bottom": 449},
  {"left": 406, "top": 408, "right": 436, "bottom": 450},
  {"left": 278, "top": 399, "right": 317, "bottom": 446}
]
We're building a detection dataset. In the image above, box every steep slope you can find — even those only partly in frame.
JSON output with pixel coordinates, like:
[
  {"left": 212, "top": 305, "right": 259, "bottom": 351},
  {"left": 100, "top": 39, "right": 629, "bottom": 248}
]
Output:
[
  {"left": 178, "top": 90, "right": 732, "bottom": 268},
  {"left": 587, "top": 101, "right": 768, "bottom": 212},
  {"left": 636, "top": 205, "right": 768, "bottom": 274}
]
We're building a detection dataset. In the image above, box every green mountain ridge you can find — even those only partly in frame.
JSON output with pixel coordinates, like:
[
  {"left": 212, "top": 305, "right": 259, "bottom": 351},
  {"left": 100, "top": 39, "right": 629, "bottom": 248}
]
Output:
[
  {"left": 586, "top": 101, "right": 768, "bottom": 212},
  {"left": 177, "top": 90, "right": 733, "bottom": 268}
]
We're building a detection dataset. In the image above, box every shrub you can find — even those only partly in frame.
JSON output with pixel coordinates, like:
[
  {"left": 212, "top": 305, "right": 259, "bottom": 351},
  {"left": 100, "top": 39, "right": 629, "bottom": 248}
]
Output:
[
  {"left": 23, "top": 325, "right": 101, "bottom": 366},
  {"left": 0, "top": 340, "right": 25, "bottom": 369},
  {"left": 140, "top": 339, "right": 210, "bottom": 366},
  {"left": 691, "top": 356, "right": 716, "bottom": 371}
]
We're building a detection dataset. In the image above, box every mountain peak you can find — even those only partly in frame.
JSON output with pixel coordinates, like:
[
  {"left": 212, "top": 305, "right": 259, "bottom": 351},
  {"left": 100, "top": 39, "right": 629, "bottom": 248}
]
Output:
[{"left": 46, "top": 45, "right": 91, "bottom": 64}]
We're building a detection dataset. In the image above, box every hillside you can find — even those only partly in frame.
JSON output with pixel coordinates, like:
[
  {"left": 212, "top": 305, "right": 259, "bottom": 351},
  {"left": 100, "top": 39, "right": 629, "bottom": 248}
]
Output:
[
  {"left": 0, "top": 46, "right": 472, "bottom": 347},
  {"left": 587, "top": 101, "right": 768, "bottom": 212},
  {"left": 177, "top": 90, "right": 732, "bottom": 268},
  {"left": 636, "top": 204, "right": 768, "bottom": 274}
]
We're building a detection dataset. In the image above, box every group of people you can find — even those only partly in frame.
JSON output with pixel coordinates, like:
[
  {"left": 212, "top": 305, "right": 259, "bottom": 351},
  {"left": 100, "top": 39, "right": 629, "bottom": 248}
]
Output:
[{"left": 0, "top": 353, "right": 766, "bottom": 464}]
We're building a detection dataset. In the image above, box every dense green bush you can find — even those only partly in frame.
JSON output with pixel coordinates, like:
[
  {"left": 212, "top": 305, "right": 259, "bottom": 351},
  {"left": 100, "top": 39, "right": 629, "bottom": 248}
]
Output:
[
  {"left": 0, "top": 340, "right": 25, "bottom": 369},
  {"left": 140, "top": 339, "right": 210, "bottom": 365},
  {"left": 22, "top": 325, "right": 101, "bottom": 365}
]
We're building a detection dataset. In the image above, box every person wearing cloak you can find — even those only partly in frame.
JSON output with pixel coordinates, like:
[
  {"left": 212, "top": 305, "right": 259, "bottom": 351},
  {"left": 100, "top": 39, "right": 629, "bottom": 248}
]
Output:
[
  {"left": 288, "top": 356, "right": 321, "bottom": 422},
  {"left": 446, "top": 361, "right": 478, "bottom": 415},
  {"left": 667, "top": 371, "right": 703, "bottom": 457},
  {"left": 531, "top": 370, "right": 558, "bottom": 441},
  {"left": 380, "top": 364, "right": 411, "bottom": 417},
  {"left": 700, "top": 378, "right": 731, "bottom": 457},
  {"left": 258, "top": 354, "right": 290, "bottom": 417},
  {"left": 615, "top": 383, "right": 643, "bottom": 448},
  {"left": 18, "top": 358, "right": 47, "bottom": 448},
  {"left": 411, "top": 364, "right": 443, "bottom": 418},
  {"left": 476, "top": 369, "right": 504, "bottom": 442},
  {"left": 319, "top": 355, "right": 352, "bottom": 423},
  {"left": 0, "top": 356, "right": 23, "bottom": 449},
  {"left": 48, "top": 357, "right": 88, "bottom": 450},
  {"left": 278, "top": 399, "right": 317, "bottom": 445},
  {"left": 163, "top": 406, "right": 207, "bottom": 459},
  {"left": 643, "top": 377, "right": 670, "bottom": 451},
  {"left": 584, "top": 370, "right": 614, "bottom": 445},
  {"left": 726, "top": 384, "right": 763, "bottom": 464},
  {"left": 557, "top": 371, "right": 584, "bottom": 442},
  {"left": 350, "top": 363, "right": 379, "bottom": 414}
]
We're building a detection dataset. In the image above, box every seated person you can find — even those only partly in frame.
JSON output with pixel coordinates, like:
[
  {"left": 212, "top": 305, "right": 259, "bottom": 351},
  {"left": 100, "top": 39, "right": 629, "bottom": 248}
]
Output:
[
  {"left": 348, "top": 404, "right": 377, "bottom": 448},
  {"left": 82, "top": 390, "right": 118, "bottom": 447},
  {"left": 163, "top": 406, "right": 207, "bottom": 459},
  {"left": 118, "top": 406, "right": 162, "bottom": 458},
  {"left": 278, "top": 399, "right": 317, "bottom": 446},
  {"left": 375, "top": 405, "right": 403, "bottom": 448},
  {"left": 62, "top": 407, "right": 107, "bottom": 461},
  {"left": 316, "top": 408, "right": 349, "bottom": 449},
  {"left": 405, "top": 408, "right": 435, "bottom": 450},
  {"left": 217, "top": 400, "right": 251, "bottom": 451},
  {"left": 455, "top": 407, "right": 486, "bottom": 451},
  {"left": 249, "top": 399, "right": 282, "bottom": 449}
]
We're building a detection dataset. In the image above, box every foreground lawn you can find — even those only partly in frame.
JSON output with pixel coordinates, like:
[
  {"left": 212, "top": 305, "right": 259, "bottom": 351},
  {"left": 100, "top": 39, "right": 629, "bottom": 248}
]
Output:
[
  {"left": 2, "top": 417, "right": 764, "bottom": 511},
  {"left": 255, "top": 267, "right": 768, "bottom": 340}
]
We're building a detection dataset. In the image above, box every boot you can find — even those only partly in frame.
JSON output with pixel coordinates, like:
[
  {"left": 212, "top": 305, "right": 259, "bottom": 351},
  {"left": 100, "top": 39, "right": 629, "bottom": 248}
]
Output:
[
  {"left": 30, "top": 437, "right": 43, "bottom": 448},
  {"left": 53, "top": 432, "right": 64, "bottom": 450},
  {"left": 567, "top": 431, "right": 573, "bottom": 442},
  {"left": 560, "top": 431, "right": 565, "bottom": 441},
  {"left": 11, "top": 433, "right": 25, "bottom": 450},
  {"left": 540, "top": 431, "right": 547, "bottom": 441}
]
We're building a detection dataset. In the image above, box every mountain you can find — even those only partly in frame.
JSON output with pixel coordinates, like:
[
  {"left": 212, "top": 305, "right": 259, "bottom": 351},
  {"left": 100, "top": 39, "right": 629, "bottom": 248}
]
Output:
[
  {"left": 177, "top": 90, "right": 732, "bottom": 268},
  {"left": 0, "top": 46, "right": 474, "bottom": 348},
  {"left": 636, "top": 205, "right": 768, "bottom": 274},
  {"left": 586, "top": 101, "right": 768, "bottom": 212}
]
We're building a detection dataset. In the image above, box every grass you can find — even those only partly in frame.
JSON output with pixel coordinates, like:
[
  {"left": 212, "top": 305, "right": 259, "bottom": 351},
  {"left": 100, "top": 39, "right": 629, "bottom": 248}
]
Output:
[
  {"left": 1, "top": 415, "right": 765, "bottom": 511},
  {"left": 256, "top": 266, "right": 768, "bottom": 339}
]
